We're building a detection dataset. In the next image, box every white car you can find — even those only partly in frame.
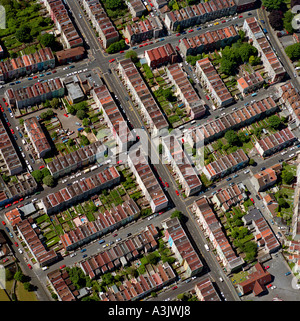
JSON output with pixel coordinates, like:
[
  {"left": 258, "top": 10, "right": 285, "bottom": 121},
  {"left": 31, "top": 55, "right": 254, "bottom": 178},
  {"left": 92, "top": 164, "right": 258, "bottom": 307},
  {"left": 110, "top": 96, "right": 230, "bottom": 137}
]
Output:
[
  {"left": 18, "top": 248, "right": 23, "bottom": 254},
  {"left": 289, "top": 153, "right": 295, "bottom": 158},
  {"left": 244, "top": 169, "right": 250, "bottom": 174}
]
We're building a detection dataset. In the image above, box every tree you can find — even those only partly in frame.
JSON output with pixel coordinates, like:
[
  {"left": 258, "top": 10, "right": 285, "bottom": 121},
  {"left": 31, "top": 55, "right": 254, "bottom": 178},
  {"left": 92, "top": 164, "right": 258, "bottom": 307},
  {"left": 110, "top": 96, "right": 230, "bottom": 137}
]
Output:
[
  {"left": 15, "top": 25, "right": 32, "bottom": 43},
  {"left": 220, "top": 58, "right": 237, "bottom": 75},
  {"left": 41, "top": 167, "right": 51, "bottom": 178},
  {"left": 43, "top": 175, "right": 55, "bottom": 187},
  {"left": 238, "top": 43, "right": 257, "bottom": 63},
  {"left": 262, "top": 0, "right": 284, "bottom": 10},
  {"left": 238, "top": 131, "right": 250, "bottom": 143},
  {"left": 285, "top": 43, "right": 300, "bottom": 60},
  {"left": 76, "top": 109, "right": 87, "bottom": 120},
  {"left": 282, "top": 170, "right": 295, "bottom": 184},
  {"left": 82, "top": 118, "right": 90, "bottom": 127},
  {"left": 40, "top": 33, "right": 56, "bottom": 48},
  {"left": 283, "top": 11, "right": 295, "bottom": 34},
  {"left": 249, "top": 55, "right": 261, "bottom": 66},
  {"left": 225, "top": 130, "right": 240, "bottom": 146},
  {"left": 14, "top": 271, "right": 26, "bottom": 283},
  {"left": 268, "top": 115, "right": 282, "bottom": 130},
  {"left": 171, "top": 210, "right": 185, "bottom": 221},
  {"left": 125, "top": 50, "right": 138, "bottom": 62},
  {"left": 31, "top": 170, "right": 44, "bottom": 183},
  {"left": 268, "top": 10, "right": 284, "bottom": 30},
  {"left": 106, "top": 0, "right": 123, "bottom": 10},
  {"left": 50, "top": 98, "right": 59, "bottom": 109}
]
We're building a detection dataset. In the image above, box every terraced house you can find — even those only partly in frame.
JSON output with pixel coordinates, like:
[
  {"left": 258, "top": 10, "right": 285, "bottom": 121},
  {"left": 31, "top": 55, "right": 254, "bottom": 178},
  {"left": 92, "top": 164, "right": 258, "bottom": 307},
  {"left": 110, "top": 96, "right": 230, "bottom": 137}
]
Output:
[
  {"left": 166, "top": 63, "right": 206, "bottom": 120},
  {"left": 193, "top": 197, "right": 244, "bottom": 273},
  {"left": 162, "top": 135, "right": 202, "bottom": 197},
  {"left": 196, "top": 57, "right": 234, "bottom": 108},
  {"left": 60, "top": 199, "right": 140, "bottom": 251},
  {"left": 82, "top": 0, "right": 119, "bottom": 49},
  {"left": 179, "top": 25, "right": 239, "bottom": 57},
  {"left": 118, "top": 59, "right": 168, "bottom": 136},
  {"left": 5, "top": 78, "right": 65, "bottom": 109},
  {"left": 0, "top": 48, "right": 55, "bottom": 82},
  {"left": 41, "top": 166, "right": 120, "bottom": 214},
  {"left": 164, "top": 0, "right": 237, "bottom": 31}
]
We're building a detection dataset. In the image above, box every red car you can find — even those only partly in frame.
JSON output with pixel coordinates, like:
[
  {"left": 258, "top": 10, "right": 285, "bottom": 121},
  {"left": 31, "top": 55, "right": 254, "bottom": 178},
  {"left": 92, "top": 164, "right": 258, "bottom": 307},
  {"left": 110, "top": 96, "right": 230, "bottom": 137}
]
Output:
[
  {"left": 10, "top": 128, "right": 14, "bottom": 134},
  {"left": 7, "top": 122, "right": 10, "bottom": 127},
  {"left": 14, "top": 242, "right": 18, "bottom": 247},
  {"left": 5, "top": 204, "right": 11, "bottom": 208},
  {"left": 52, "top": 70, "right": 57, "bottom": 73},
  {"left": 148, "top": 42, "right": 153, "bottom": 45},
  {"left": 188, "top": 29, "right": 194, "bottom": 33},
  {"left": 176, "top": 33, "right": 180, "bottom": 36},
  {"left": 2, "top": 98, "right": 5, "bottom": 102},
  {"left": 5, "top": 102, "right": 8, "bottom": 106},
  {"left": 1, "top": 221, "right": 6, "bottom": 225},
  {"left": 218, "top": 188, "right": 222, "bottom": 192},
  {"left": 205, "top": 95, "right": 210, "bottom": 100},
  {"left": 150, "top": 2, "right": 153, "bottom": 6},
  {"left": 172, "top": 286, "right": 178, "bottom": 290},
  {"left": 109, "top": 58, "right": 115, "bottom": 63},
  {"left": 176, "top": 46, "right": 179, "bottom": 51},
  {"left": 28, "top": 264, "right": 32, "bottom": 269},
  {"left": 13, "top": 200, "right": 18, "bottom": 205},
  {"left": 175, "top": 190, "right": 179, "bottom": 196},
  {"left": 33, "top": 76, "right": 38, "bottom": 79},
  {"left": 239, "top": 15, "right": 243, "bottom": 18},
  {"left": 250, "top": 198, "right": 255, "bottom": 204},
  {"left": 159, "top": 211, "right": 164, "bottom": 215},
  {"left": 222, "top": 20, "right": 226, "bottom": 23},
  {"left": 3, "top": 258, "right": 8, "bottom": 263},
  {"left": 144, "top": 43, "right": 148, "bottom": 46},
  {"left": 39, "top": 165, "right": 45, "bottom": 169},
  {"left": 120, "top": 50, "right": 124, "bottom": 53},
  {"left": 19, "top": 198, "right": 23, "bottom": 201},
  {"left": 165, "top": 182, "right": 169, "bottom": 188},
  {"left": 60, "top": 264, "right": 66, "bottom": 269},
  {"left": 266, "top": 284, "right": 272, "bottom": 288},
  {"left": 0, "top": 107, "right": 3, "bottom": 112},
  {"left": 113, "top": 233, "right": 118, "bottom": 237},
  {"left": 139, "top": 44, "right": 143, "bottom": 48},
  {"left": 265, "top": 265, "right": 270, "bottom": 269},
  {"left": 64, "top": 113, "right": 68, "bottom": 117}
]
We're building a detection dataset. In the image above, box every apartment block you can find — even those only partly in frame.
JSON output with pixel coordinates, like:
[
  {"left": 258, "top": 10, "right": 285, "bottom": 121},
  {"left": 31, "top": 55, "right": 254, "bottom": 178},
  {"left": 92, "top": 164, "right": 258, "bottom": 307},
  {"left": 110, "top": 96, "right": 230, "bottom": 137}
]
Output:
[
  {"left": 16, "top": 218, "right": 58, "bottom": 267},
  {"left": 118, "top": 59, "right": 168, "bottom": 136},
  {"left": 5, "top": 77, "right": 65, "bottom": 109},
  {"left": 161, "top": 217, "right": 203, "bottom": 277},
  {"left": 179, "top": 25, "right": 239, "bottom": 57},
  {"left": 123, "top": 16, "right": 164, "bottom": 45},
  {"left": 80, "top": 224, "right": 160, "bottom": 279},
  {"left": 93, "top": 84, "right": 134, "bottom": 152},
  {"left": 255, "top": 128, "right": 296, "bottom": 157},
  {"left": 194, "top": 277, "right": 221, "bottom": 301},
  {"left": 24, "top": 117, "right": 51, "bottom": 158},
  {"left": 242, "top": 207, "right": 280, "bottom": 253},
  {"left": 144, "top": 43, "right": 178, "bottom": 69},
  {"left": 43, "top": 0, "right": 83, "bottom": 49},
  {"left": 162, "top": 135, "right": 202, "bottom": 197},
  {"left": 187, "top": 96, "right": 278, "bottom": 146},
  {"left": 127, "top": 148, "right": 168, "bottom": 213},
  {"left": 237, "top": 71, "right": 265, "bottom": 96},
  {"left": 126, "top": 0, "right": 146, "bottom": 17},
  {"left": 0, "top": 118, "right": 22, "bottom": 175},
  {"left": 193, "top": 197, "right": 244, "bottom": 273},
  {"left": 211, "top": 182, "right": 247, "bottom": 212},
  {"left": 164, "top": 0, "right": 237, "bottom": 31},
  {"left": 202, "top": 149, "right": 248, "bottom": 181},
  {"left": 99, "top": 262, "right": 176, "bottom": 301},
  {"left": 0, "top": 47, "right": 55, "bottom": 82},
  {"left": 60, "top": 199, "right": 140, "bottom": 251},
  {"left": 47, "top": 141, "right": 107, "bottom": 179},
  {"left": 41, "top": 166, "right": 120, "bottom": 214},
  {"left": 166, "top": 63, "right": 206, "bottom": 119},
  {"left": 242, "top": 17, "right": 285, "bottom": 83},
  {"left": 82, "top": 0, "right": 119, "bottom": 49},
  {"left": 196, "top": 57, "right": 233, "bottom": 108},
  {"left": 278, "top": 81, "right": 300, "bottom": 127}
]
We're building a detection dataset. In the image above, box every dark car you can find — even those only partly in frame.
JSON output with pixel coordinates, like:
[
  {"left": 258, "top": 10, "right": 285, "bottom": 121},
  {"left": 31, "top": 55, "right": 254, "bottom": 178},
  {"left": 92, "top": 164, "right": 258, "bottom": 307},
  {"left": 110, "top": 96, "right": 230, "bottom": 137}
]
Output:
[{"left": 256, "top": 195, "right": 261, "bottom": 200}]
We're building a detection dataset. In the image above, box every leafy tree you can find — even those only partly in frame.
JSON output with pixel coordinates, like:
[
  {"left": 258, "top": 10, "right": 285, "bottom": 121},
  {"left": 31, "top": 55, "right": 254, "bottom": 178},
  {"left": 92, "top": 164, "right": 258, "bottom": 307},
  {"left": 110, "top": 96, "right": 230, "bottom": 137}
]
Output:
[
  {"left": 171, "top": 210, "right": 184, "bottom": 222},
  {"left": 283, "top": 11, "right": 295, "bottom": 34},
  {"left": 31, "top": 170, "right": 44, "bottom": 183},
  {"left": 262, "top": 0, "right": 284, "bottom": 10},
  {"left": 125, "top": 50, "right": 138, "bottom": 62},
  {"left": 220, "top": 58, "right": 237, "bottom": 75},
  {"left": 41, "top": 168, "right": 51, "bottom": 177},
  {"left": 238, "top": 43, "right": 257, "bottom": 62},
  {"left": 268, "top": 115, "right": 282, "bottom": 130},
  {"left": 249, "top": 55, "right": 261, "bottom": 66},
  {"left": 50, "top": 98, "right": 59, "bottom": 109},
  {"left": 225, "top": 130, "right": 240, "bottom": 146},
  {"left": 282, "top": 170, "right": 295, "bottom": 184},
  {"left": 40, "top": 33, "right": 56, "bottom": 48},
  {"left": 16, "top": 25, "right": 32, "bottom": 43},
  {"left": 268, "top": 10, "right": 284, "bottom": 30},
  {"left": 14, "top": 270, "right": 26, "bottom": 283},
  {"left": 106, "top": 0, "right": 123, "bottom": 10},
  {"left": 43, "top": 175, "right": 55, "bottom": 187},
  {"left": 76, "top": 109, "right": 87, "bottom": 120},
  {"left": 285, "top": 43, "right": 300, "bottom": 60}
]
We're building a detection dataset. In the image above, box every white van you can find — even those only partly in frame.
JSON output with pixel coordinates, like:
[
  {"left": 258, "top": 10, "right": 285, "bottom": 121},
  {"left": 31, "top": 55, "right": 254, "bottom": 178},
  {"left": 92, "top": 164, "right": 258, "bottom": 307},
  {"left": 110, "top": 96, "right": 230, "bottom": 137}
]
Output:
[
  {"left": 204, "top": 244, "right": 209, "bottom": 252},
  {"left": 28, "top": 165, "right": 33, "bottom": 172},
  {"left": 22, "top": 139, "right": 26, "bottom": 145},
  {"left": 42, "top": 266, "right": 49, "bottom": 271}
]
